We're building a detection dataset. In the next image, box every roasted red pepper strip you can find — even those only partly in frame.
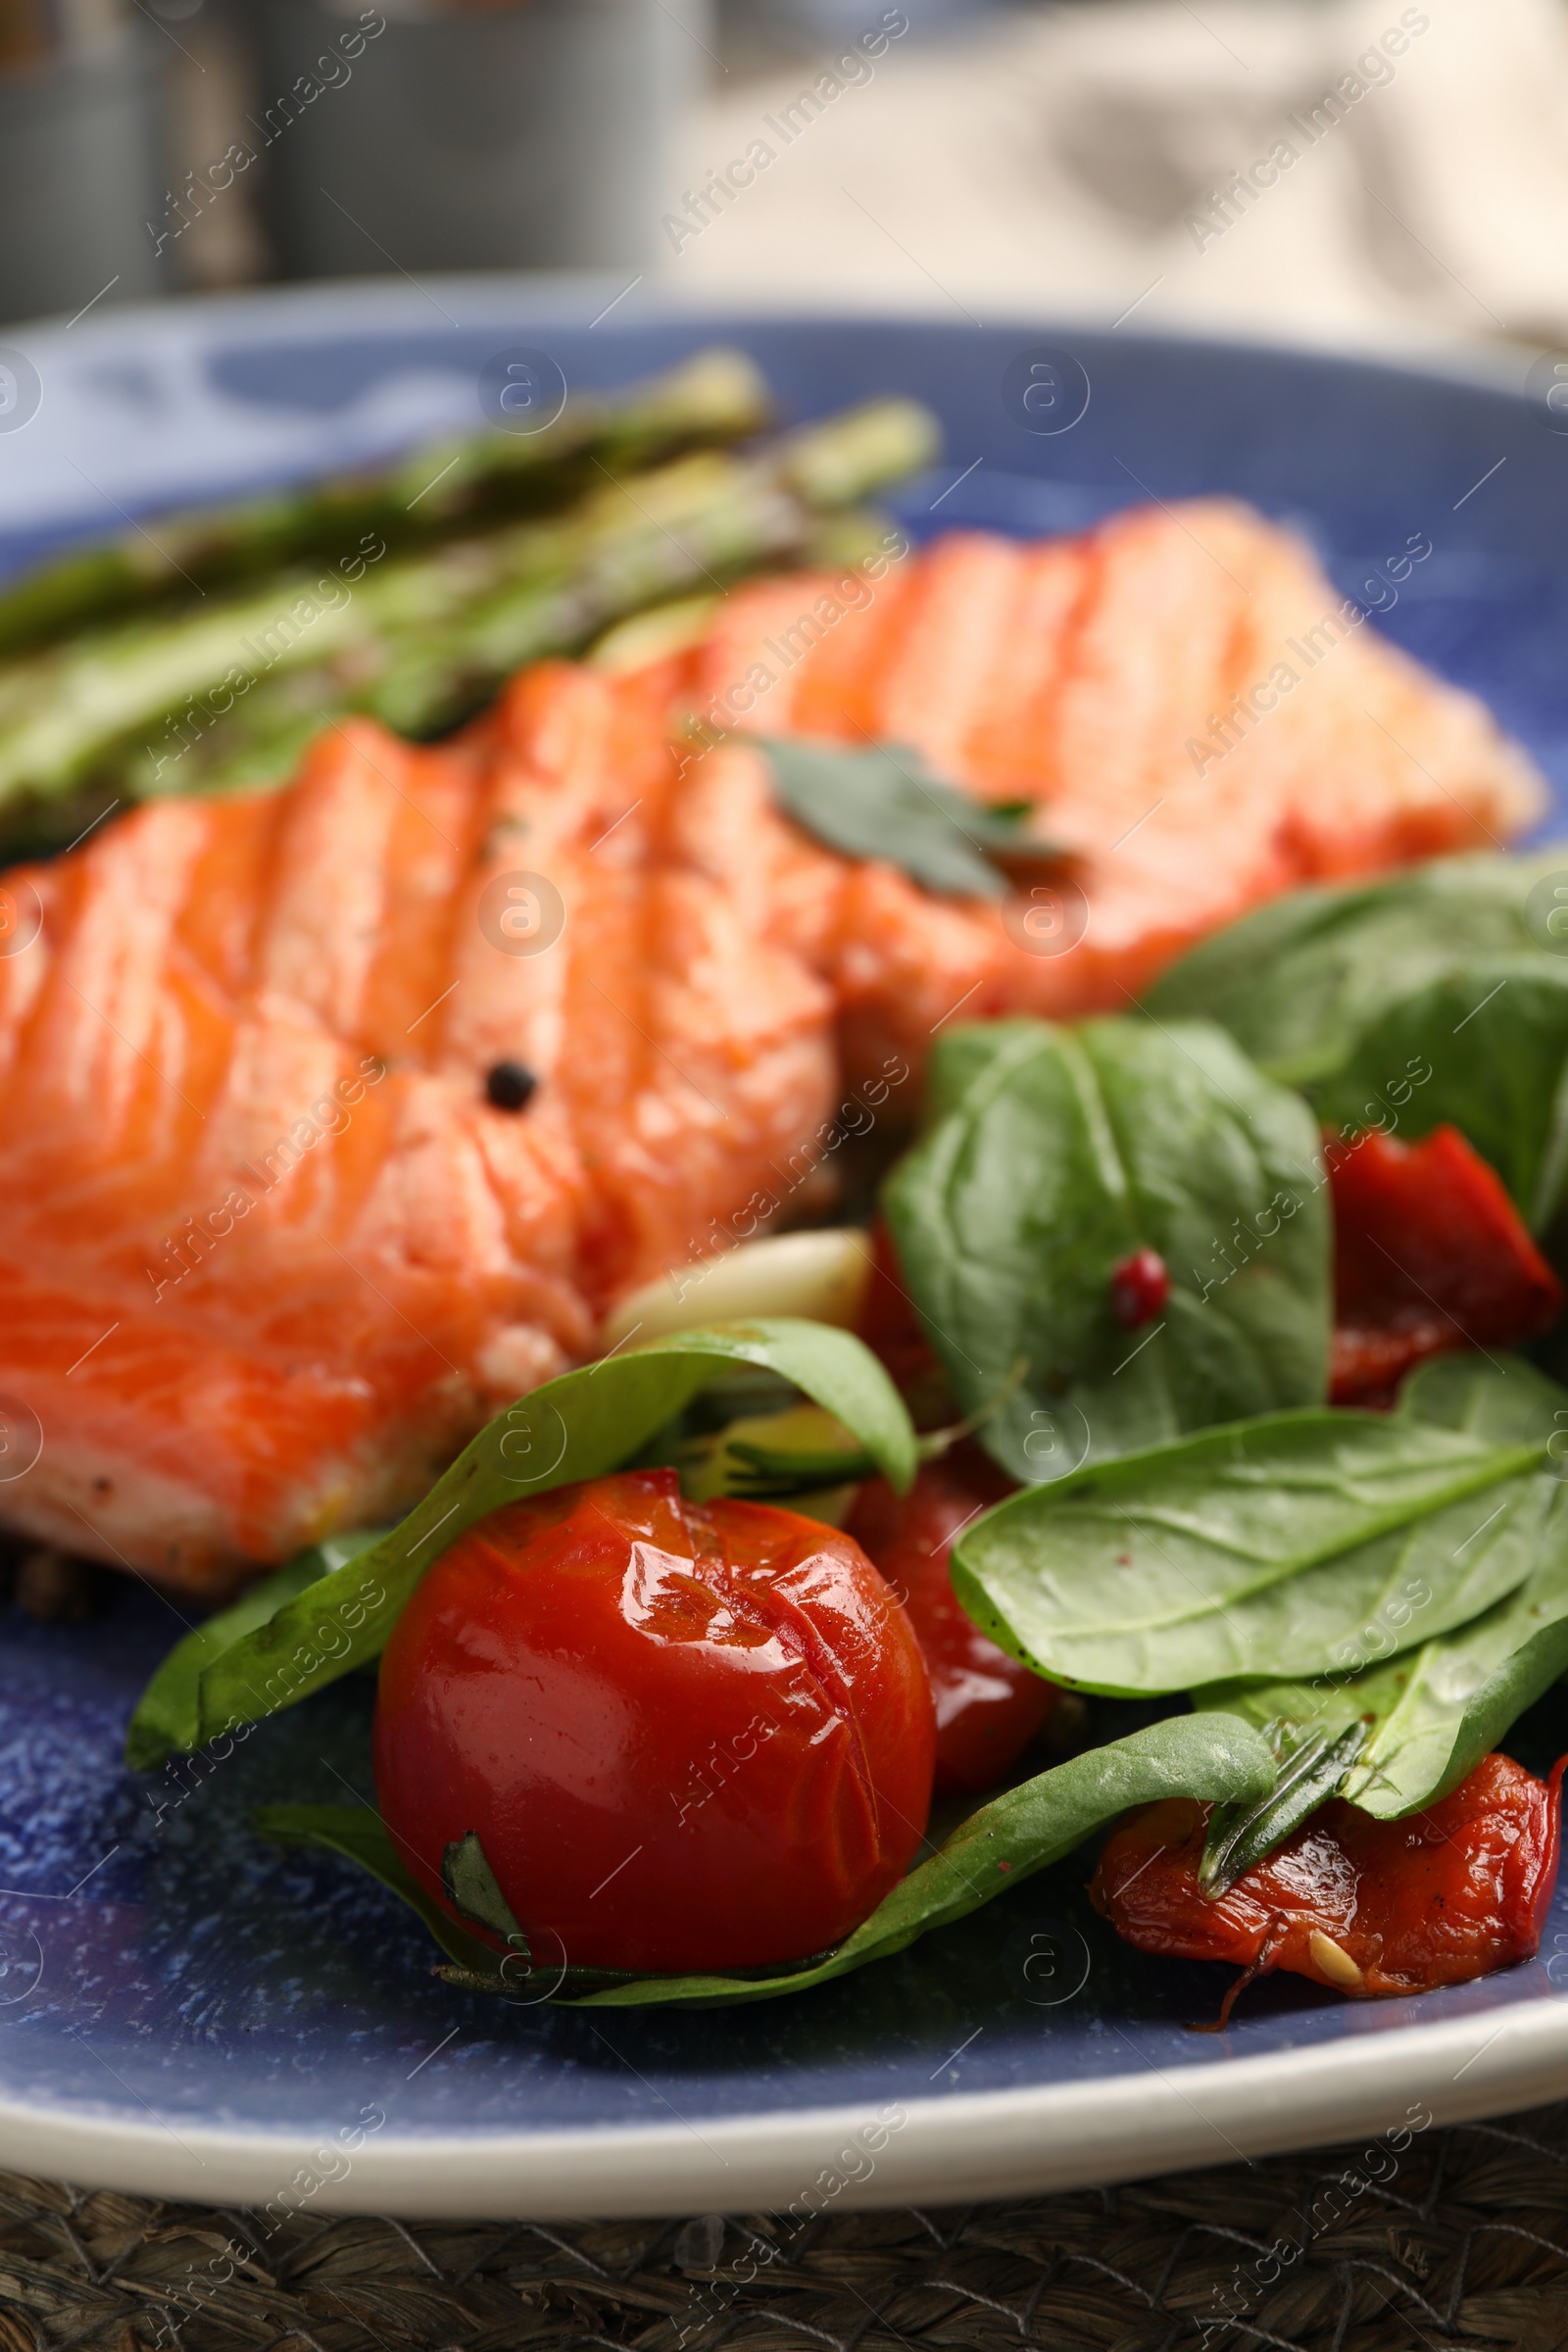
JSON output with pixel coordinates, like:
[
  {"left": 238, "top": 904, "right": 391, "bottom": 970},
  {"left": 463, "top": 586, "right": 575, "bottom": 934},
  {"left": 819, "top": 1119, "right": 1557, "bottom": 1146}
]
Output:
[
  {"left": 1328, "top": 1124, "right": 1563, "bottom": 1405},
  {"left": 1091, "top": 1750, "right": 1567, "bottom": 2020},
  {"left": 846, "top": 1446, "right": 1057, "bottom": 1795}
]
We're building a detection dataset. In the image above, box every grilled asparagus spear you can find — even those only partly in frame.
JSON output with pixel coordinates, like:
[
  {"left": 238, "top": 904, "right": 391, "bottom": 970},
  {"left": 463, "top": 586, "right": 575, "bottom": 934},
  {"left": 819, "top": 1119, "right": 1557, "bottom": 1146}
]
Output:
[
  {"left": 139, "top": 507, "right": 906, "bottom": 800},
  {"left": 0, "top": 347, "right": 773, "bottom": 659},
  {"left": 0, "top": 396, "right": 938, "bottom": 841}
]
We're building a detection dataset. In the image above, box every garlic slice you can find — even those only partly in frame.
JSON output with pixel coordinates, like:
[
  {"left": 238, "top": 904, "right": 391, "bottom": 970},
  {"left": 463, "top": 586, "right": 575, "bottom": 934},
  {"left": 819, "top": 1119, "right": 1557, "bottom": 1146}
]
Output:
[
  {"left": 1307, "top": 1930, "right": 1365, "bottom": 1991},
  {"left": 601, "top": 1229, "right": 875, "bottom": 1350}
]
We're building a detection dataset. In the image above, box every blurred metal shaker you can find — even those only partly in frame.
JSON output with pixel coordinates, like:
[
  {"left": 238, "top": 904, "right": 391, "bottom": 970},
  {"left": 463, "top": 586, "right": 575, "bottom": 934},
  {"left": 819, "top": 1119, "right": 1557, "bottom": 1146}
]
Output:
[
  {"left": 250, "top": 0, "right": 714, "bottom": 278},
  {"left": 0, "top": 0, "right": 168, "bottom": 326}
]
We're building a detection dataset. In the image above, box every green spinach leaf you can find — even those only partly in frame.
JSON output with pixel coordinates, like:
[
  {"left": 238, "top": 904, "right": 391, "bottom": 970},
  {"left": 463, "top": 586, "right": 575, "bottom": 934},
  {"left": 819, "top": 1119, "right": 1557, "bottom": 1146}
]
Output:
[
  {"left": 125, "top": 1530, "right": 381, "bottom": 1771},
  {"left": 951, "top": 1408, "right": 1547, "bottom": 1694},
  {"left": 1191, "top": 1656, "right": 1417, "bottom": 1760},
  {"left": 1342, "top": 1354, "right": 1568, "bottom": 1814},
  {"left": 1192, "top": 1506, "right": 1568, "bottom": 1828},
  {"left": 254, "top": 1808, "right": 647, "bottom": 1995},
  {"left": 155, "top": 1320, "right": 914, "bottom": 1761},
  {"left": 258, "top": 1712, "right": 1275, "bottom": 2009},
  {"left": 1342, "top": 1502, "right": 1568, "bottom": 1818},
  {"left": 1144, "top": 852, "right": 1568, "bottom": 1088},
  {"left": 760, "top": 736, "right": 1041, "bottom": 900},
  {"left": 1396, "top": 1349, "right": 1568, "bottom": 1446},
  {"left": 1315, "top": 958, "right": 1568, "bottom": 1231},
  {"left": 918, "top": 1020, "right": 1021, "bottom": 1126},
  {"left": 1190, "top": 1358, "right": 1568, "bottom": 1813},
  {"left": 883, "top": 1017, "right": 1330, "bottom": 1484},
  {"left": 256, "top": 1804, "right": 500, "bottom": 1977}
]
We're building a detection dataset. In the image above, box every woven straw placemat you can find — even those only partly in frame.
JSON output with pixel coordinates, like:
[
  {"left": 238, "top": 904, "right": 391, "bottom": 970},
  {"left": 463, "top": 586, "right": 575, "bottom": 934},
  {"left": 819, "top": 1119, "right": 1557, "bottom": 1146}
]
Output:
[{"left": 6, "top": 2101, "right": 1568, "bottom": 2352}]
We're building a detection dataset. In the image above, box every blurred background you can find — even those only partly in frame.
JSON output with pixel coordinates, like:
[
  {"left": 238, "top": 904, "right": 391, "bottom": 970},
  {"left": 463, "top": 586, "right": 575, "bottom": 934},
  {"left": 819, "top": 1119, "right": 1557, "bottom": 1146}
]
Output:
[{"left": 1, "top": 0, "right": 1565, "bottom": 349}]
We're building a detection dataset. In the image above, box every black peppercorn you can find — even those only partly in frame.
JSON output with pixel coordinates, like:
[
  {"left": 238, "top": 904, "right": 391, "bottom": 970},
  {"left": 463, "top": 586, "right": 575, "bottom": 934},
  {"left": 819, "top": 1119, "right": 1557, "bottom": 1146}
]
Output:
[{"left": 485, "top": 1059, "right": 538, "bottom": 1112}]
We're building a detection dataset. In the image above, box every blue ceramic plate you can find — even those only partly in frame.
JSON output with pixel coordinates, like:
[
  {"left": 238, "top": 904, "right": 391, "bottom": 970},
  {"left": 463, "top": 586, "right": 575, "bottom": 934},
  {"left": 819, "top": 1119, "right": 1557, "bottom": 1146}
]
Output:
[{"left": 2, "top": 283, "right": 1568, "bottom": 2219}]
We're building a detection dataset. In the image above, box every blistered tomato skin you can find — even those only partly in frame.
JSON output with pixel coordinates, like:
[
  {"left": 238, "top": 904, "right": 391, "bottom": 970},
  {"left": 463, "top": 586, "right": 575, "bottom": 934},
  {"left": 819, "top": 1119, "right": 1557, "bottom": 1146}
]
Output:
[
  {"left": 372, "top": 1469, "right": 936, "bottom": 1975},
  {"left": 846, "top": 1446, "right": 1056, "bottom": 1795},
  {"left": 1091, "top": 1750, "right": 1568, "bottom": 2012}
]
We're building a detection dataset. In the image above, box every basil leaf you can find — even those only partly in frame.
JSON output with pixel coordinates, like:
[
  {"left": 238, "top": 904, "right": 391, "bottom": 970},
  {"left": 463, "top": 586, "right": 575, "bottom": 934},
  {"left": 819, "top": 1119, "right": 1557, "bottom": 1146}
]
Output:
[
  {"left": 176, "top": 1320, "right": 915, "bottom": 1754},
  {"left": 1315, "top": 958, "right": 1568, "bottom": 1231},
  {"left": 759, "top": 736, "right": 1040, "bottom": 899},
  {"left": 258, "top": 1713, "right": 1275, "bottom": 2010},
  {"left": 1145, "top": 852, "right": 1568, "bottom": 1088},
  {"left": 883, "top": 1017, "right": 1330, "bottom": 1483},
  {"left": 951, "top": 1410, "right": 1547, "bottom": 1695},
  {"left": 125, "top": 1530, "right": 381, "bottom": 1772}
]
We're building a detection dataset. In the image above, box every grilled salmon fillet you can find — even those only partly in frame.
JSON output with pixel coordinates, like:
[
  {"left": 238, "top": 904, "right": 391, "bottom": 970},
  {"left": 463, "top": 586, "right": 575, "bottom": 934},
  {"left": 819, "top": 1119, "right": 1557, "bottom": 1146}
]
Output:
[
  {"left": 0, "top": 667, "right": 835, "bottom": 1589},
  {"left": 686, "top": 499, "right": 1542, "bottom": 1068},
  {"left": 0, "top": 502, "right": 1543, "bottom": 1590}
]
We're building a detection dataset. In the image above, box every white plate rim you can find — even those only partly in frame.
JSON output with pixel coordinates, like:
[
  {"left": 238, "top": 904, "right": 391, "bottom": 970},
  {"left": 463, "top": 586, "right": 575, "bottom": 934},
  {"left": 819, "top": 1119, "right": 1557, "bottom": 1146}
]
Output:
[{"left": 3, "top": 1992, "right": 1567, "bottom": 2217}]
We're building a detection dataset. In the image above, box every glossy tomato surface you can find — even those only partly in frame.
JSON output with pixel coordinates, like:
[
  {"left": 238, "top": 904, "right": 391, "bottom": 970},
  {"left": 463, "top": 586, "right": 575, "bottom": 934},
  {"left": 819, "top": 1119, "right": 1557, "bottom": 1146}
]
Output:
[
  {"left": 846, "top": 1446, "right": 1056, "bottom": 1795},
  {"left": 373, "top": 1468, "right": 936, "bottom": 1974}
]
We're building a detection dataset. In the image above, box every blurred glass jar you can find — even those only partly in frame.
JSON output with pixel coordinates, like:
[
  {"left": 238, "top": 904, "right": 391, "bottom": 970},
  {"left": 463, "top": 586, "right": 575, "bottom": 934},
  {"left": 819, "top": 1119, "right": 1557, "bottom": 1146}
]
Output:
[
  {"left": 0, "top": 0, "right": 168, "bottom": 324},
  {"left": 249, "top": 0, "right": 714, "bottom": 277}
]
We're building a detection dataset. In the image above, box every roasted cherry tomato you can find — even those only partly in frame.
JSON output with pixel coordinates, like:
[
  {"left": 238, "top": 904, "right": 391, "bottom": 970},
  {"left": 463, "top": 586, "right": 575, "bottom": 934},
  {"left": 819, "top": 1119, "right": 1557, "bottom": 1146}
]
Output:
[
  {"left": 1329, "top": 1124, "right": 1562, "bottom": 1405},
  {"left": 1091, "top": 1749, "right": 1567, "bottom": 2020},
  {"left": 846, "top": 1446, "right": 1057, "bottom": 1795},
  {"left": 373, "top": 1468, "right": 935, "bottom": 1975},
  {"left": 856, "top": 1219, "right": 950, "bottom": 1420}
]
